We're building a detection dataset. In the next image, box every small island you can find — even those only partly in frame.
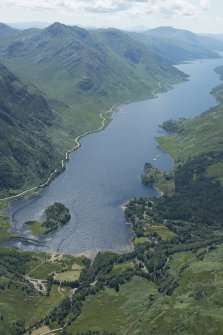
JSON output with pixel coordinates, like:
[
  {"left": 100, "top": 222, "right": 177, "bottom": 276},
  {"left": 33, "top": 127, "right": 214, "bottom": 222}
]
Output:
[{"left": 26, "top": 202, "right": 71, "bottom": 235}]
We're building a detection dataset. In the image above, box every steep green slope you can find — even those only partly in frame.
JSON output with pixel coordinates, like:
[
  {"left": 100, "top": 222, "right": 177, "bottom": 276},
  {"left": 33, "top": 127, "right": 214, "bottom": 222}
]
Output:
[
  {"left": 0, "top": 62, "right": 62, "bottom": 196},
  {"left": 0, "top": 23, "right": 184, "bottom": 106},
  {"left": 157, "top": 98, "right": 223, "bottom": 165},
  {"left": 130, "top": 26, "right": 222, "bottom": 64},
  {"left": 0, "top": 23, "right": 40, "bottom": 49}
]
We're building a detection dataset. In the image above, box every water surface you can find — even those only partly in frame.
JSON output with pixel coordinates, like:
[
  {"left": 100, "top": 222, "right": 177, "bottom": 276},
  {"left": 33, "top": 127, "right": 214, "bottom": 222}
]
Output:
[{"left": 5, "top": 58, "right": 223, "bottom": 255}]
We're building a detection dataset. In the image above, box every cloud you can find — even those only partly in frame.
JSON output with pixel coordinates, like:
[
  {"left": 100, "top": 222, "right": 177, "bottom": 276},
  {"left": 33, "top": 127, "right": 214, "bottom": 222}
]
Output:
[
  {"left": 199, "top": 0, "right": 211, "bottom": 10},
  {"left": 144, "top": 0, "right": 198, "bottom": 18},
  {"left": 0, "top": 0, "right": 211, "bottom": 18}
]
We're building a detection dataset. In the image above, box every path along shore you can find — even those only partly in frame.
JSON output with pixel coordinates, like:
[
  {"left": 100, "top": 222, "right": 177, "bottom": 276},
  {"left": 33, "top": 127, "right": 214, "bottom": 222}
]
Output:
[{"left": 0, "top": 82, "right": 161, "bottom": 202}]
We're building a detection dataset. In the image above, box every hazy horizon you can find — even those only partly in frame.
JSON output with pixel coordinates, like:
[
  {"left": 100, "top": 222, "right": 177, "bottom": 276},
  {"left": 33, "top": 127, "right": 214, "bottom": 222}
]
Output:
[{"left": 0, "top": 0, "right": 223, "bottom": 34}]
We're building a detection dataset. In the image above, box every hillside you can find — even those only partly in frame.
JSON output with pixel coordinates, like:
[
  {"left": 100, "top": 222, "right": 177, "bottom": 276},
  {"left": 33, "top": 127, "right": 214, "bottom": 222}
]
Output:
[
  {"left": 0, "top": 62, "right": 62, "bottom": 196},
  {"left": 0, "top": 22, "right": 188, "bottom": 196},
  {"left": 130, "top": 26, "right": 223, "bottom": 64},
  {"left": 157, "top": 73, "right": 223, "bottom": 164},
  {"left": 0, "top": 23, "right": 185, "bottom": 106}
]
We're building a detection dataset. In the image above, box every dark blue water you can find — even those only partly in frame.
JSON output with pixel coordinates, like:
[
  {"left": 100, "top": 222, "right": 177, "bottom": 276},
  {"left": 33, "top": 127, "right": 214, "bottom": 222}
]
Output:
[{"left": 5, "top": 58, "right": 223, "bottom": 255}]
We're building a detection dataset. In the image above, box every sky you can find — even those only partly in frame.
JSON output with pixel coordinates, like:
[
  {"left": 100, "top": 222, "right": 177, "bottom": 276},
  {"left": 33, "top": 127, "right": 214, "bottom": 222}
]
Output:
[{"left": 0, "top": 0, "right": 223, "bottom": 33}]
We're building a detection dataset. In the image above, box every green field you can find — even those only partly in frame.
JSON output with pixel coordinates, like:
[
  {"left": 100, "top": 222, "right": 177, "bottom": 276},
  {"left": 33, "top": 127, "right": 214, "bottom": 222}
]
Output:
[
  {"left": 66, "top": 245, "right": 223, "bottom": 335},
  {"left": 0, "top": 200, "right": 14, "bottom": 239},
  {"left": 68, "top": 276, "right": 157, "bottom": 334},
  {"left": 0, "top": 285, "right": 66, "bottom": 333},
  {"left": 146, "top": 224, "right": 177, "bottom": 240},
  {"left": 0, "top": 249, "right": 87, "bottom": 334},
  {"left": 134, "top": 236, "right": 149, "bottom": 244},
  {"left": 54, "top": 263, "right": 83, "bottom": 281},
  {"left": 207, "top": 162, "right": 223, "bottom": 184},
  {"left": 112, "top": 261, "right": 134, "bottom": 273},
  {"left": 26, "top": 254, "right": 85, "bottom": 280},
  {"left": 135, "top": 245, "right": 223, "bottom": 335},
  {"left": 27, "top": 260, "right": 64, "bottom": 279},
  {"left": 25, "top": 221, "right": 46, "bottom": 235},
  {"left": 0, "top": 216, "right": 13, "bottom": 239}
]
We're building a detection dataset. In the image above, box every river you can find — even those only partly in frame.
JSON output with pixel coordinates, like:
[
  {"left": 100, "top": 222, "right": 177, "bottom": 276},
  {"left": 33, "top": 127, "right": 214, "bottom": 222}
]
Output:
[{"left": 4, "top": 57, "right": 223, "bottom": 256}]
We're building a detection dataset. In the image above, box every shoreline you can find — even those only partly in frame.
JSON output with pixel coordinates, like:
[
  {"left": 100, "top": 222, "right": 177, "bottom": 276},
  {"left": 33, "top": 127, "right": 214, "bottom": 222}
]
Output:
[
  {"left": 3, "top": 54, "right": 220, "bottom": 255},
  {"left": 0, "top": 80, "right": 172, "bottom": 256},
  {"left": 0, "top": 105, "right": 117, "bottom": 202},
  {"left": 0, "top": 81, "right": 163, "bottom": 203},
  {"left": 0, "top": 78, "right": 185, "bottom": 256}
]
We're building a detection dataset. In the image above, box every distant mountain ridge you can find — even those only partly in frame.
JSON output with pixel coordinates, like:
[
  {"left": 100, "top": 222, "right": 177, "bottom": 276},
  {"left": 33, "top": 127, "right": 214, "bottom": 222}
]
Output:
[
  {"left": 145, "top": 26, "right": 197, "bottom": 41},
  {"left": 0, "top": 22, "right": 185, "bottom": 106},
  {"left": 129, "top": 26, "right": 223, "bottom": 63}
]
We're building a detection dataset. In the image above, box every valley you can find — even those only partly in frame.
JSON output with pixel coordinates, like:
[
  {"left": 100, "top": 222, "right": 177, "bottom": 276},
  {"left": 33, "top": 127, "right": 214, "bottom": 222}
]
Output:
[
  {"left": 3, "top": 57, "right": 222, "bottom": 255},
  {"left": 0, "top": 22, "right": 186, "bottom": 198},
  {"left": 0, "top": 21, "right": 223, "bottom": 335}
]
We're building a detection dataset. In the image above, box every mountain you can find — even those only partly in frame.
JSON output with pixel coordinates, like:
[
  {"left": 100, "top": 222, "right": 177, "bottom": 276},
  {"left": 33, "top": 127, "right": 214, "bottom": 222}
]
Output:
[
  {"left": 0, "top": 23, "right": 185, "bottom": 107},
  {"left": 147, "top": 26, "right": 223, "bottom": 52},
  {"left": 0, "top": 62, "right": 62, "bottom": 195},
  {"left": 200, "top": 33, "right": 223, "bottom": 44},
  {"left": 145, "top": 26, "right": 197, "bottom": 40},
  {"left": 130, "top": 26, "right": 222, "bottom": 63},
  {"left": 0, "top": 23, "right": 221, "bottom": 196},
  {"left": 0, "top": 23, "right": 21, "bottom": 38},
  {"left": 0, "top": 23, "right": 13, "bottom": 32},
  {"left": 0, "top": 23, "right": 19, "bottom": 39},
  {"left": 0, "top": 23, "right": 221, "bottom": 197}
]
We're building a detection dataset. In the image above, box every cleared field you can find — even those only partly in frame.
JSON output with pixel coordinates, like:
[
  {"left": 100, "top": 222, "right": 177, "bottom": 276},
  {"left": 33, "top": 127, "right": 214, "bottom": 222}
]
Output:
[
  {"left": 112, "top": 261, "right": 134, "bottom": 273},
  {"left": 207, "top": 162, "right": 223, "bottom": 177},
  {"left": 207, "top": 162, "right": 223, "bottom": 184},
  {"left": 26, "top": 254, "right": 85, "bottom": 280},
  {"left": 31, "top": 326, "right": 56, "bottom": 335},
  {"left": 55, "top": 264, "right": 83, "bottom": 281},
  {"left": 134, "top": 236, "right": 148, "bottom": 244},
  {"left": 146, "top": 224, "right": 176, "bottom": 240},
  {"left": 27, "top": 260, "right": 64, "bottom": 279}
]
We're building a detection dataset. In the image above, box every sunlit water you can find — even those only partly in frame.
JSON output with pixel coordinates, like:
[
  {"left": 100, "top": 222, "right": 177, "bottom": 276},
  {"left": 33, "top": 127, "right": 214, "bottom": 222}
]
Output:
[{"left": 4, "top": 57, "right": 223, "bottom": 255}]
